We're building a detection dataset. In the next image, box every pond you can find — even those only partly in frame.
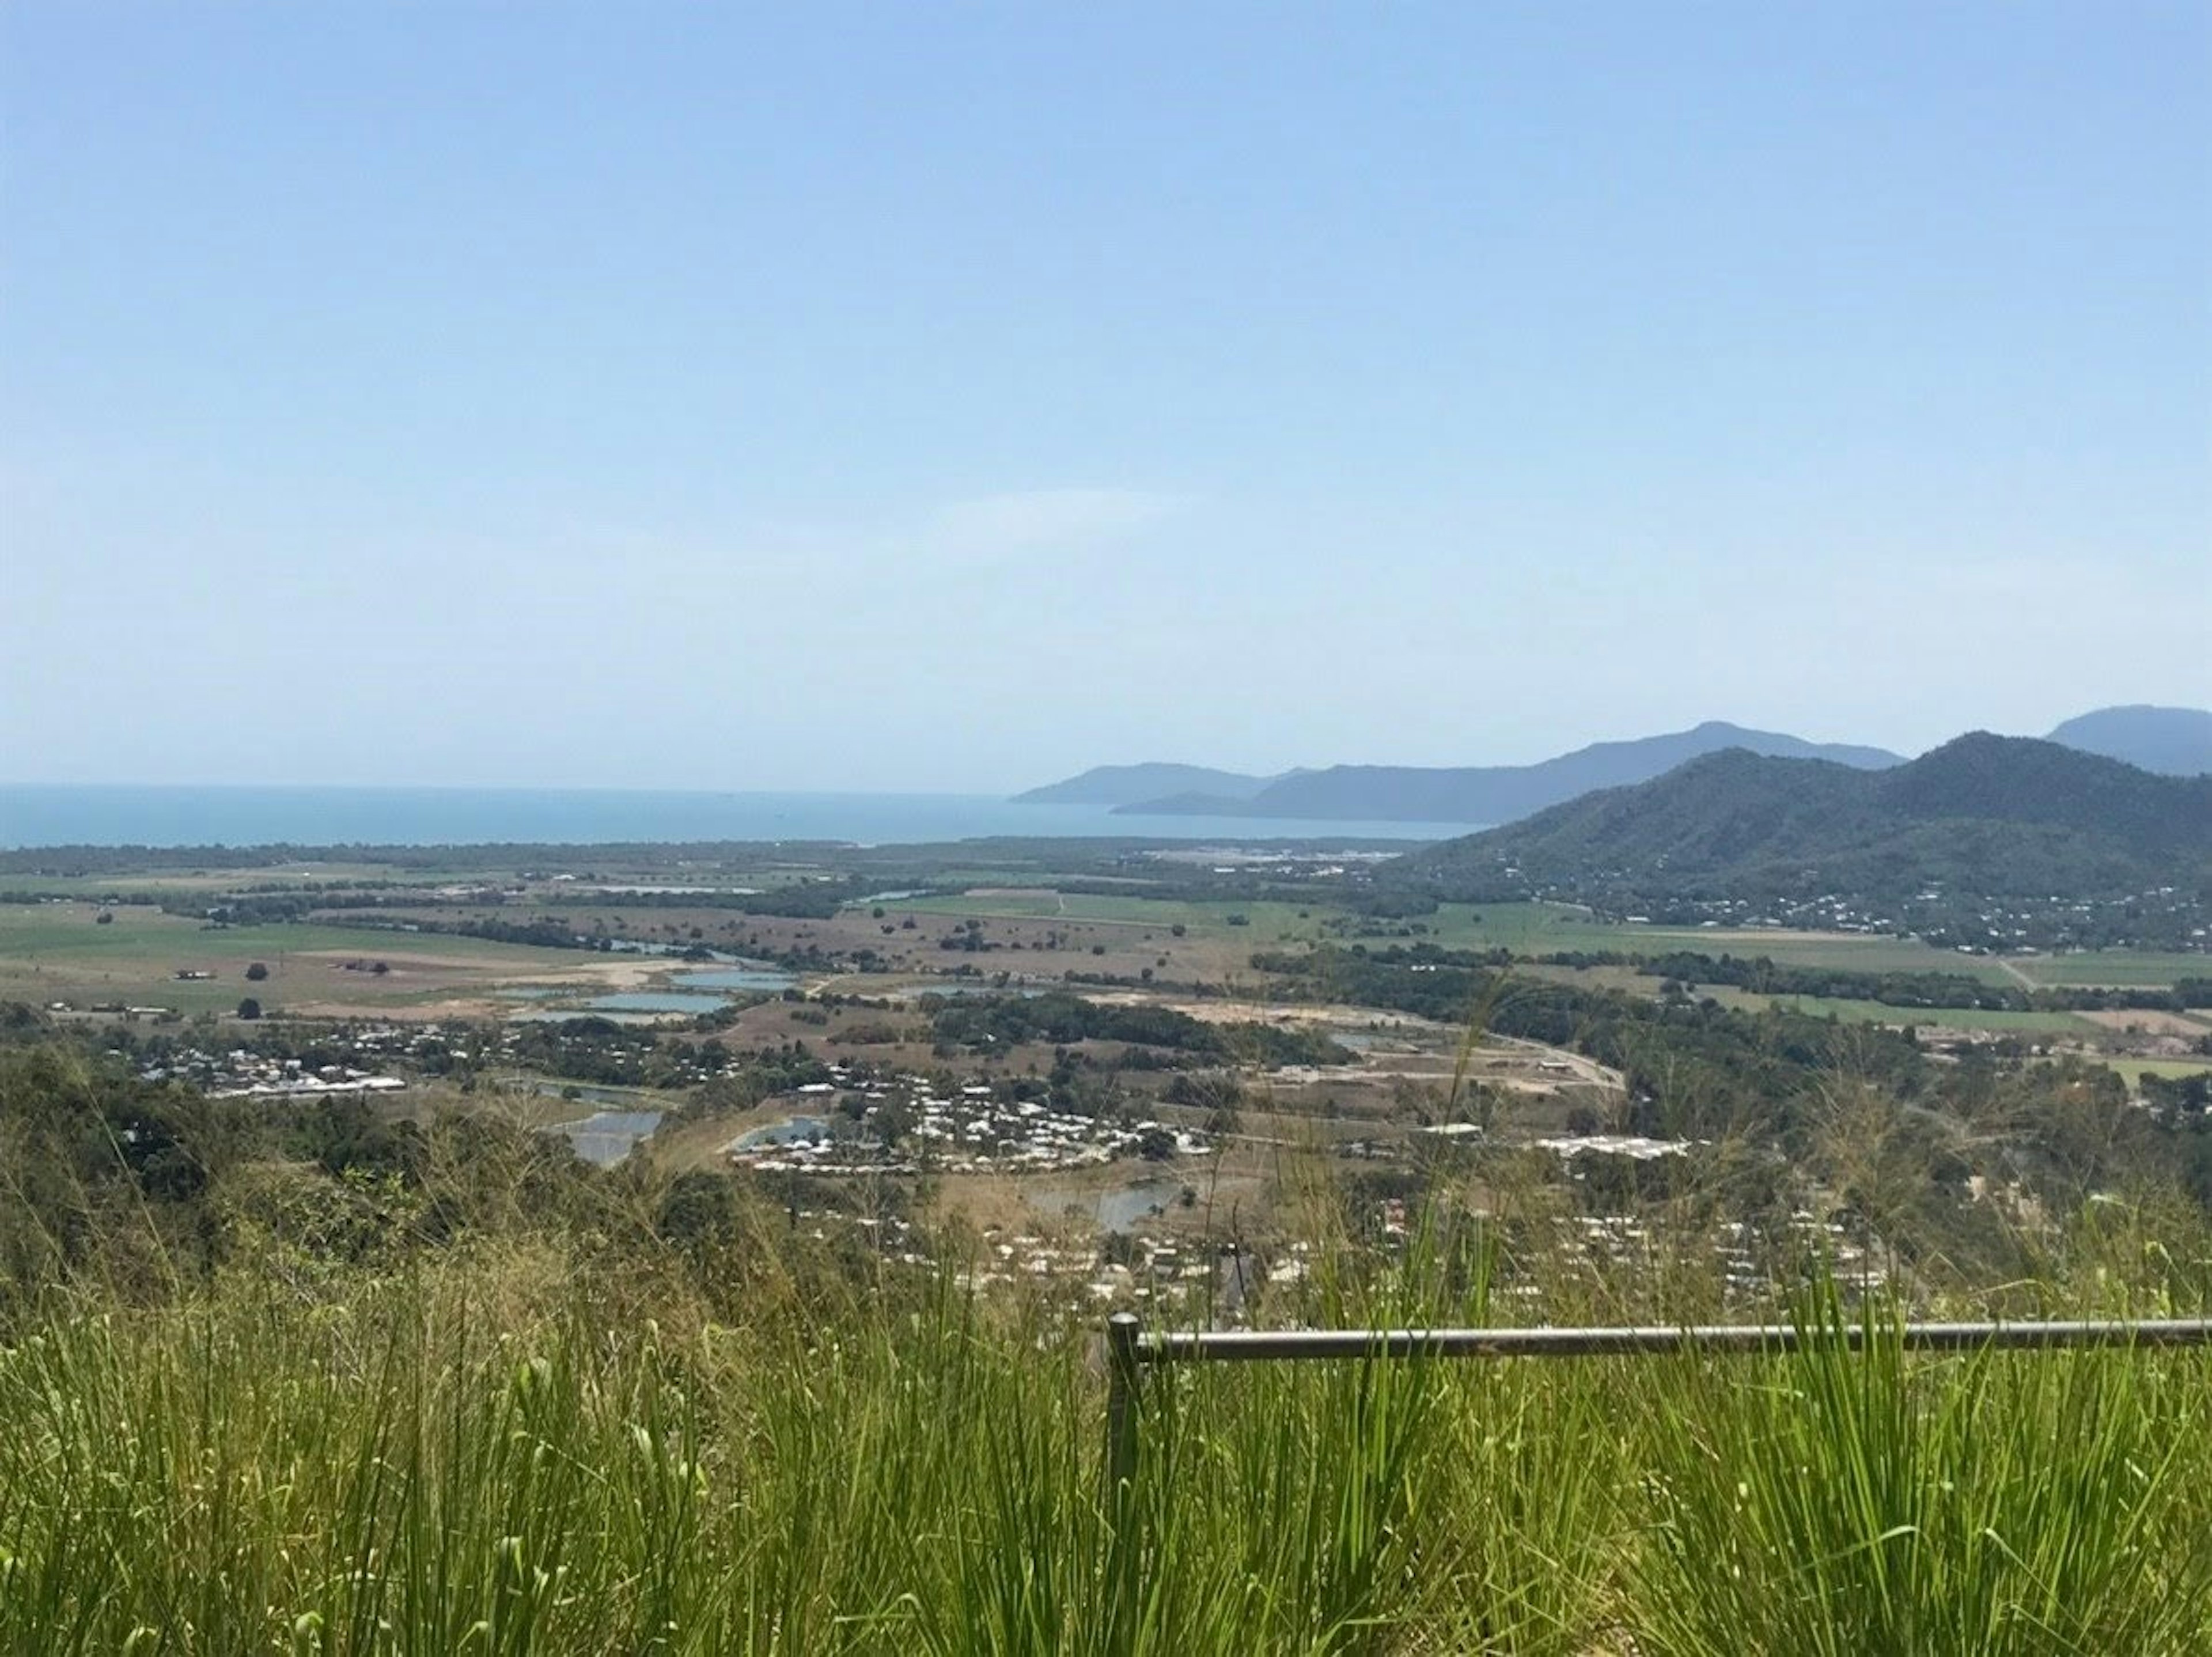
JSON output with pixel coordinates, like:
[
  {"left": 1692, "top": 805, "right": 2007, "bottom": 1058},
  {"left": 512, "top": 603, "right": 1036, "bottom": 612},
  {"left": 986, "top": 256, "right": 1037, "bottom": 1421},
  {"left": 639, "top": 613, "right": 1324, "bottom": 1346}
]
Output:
[
  {"left": 1024, "top": 1177, "right": 1184, "bottom": 1233},
  {"left": 587, "top": 992, "right": 730, "bottom": 1014},
  {"left": 730, "top": 1115, "right": 831, "bottom": 1150},
  {"left": 545, "top": 1109, "right": 665, "bottom": 1167},
  {"left": 512, "top": 1009, "right": 664, "bottom": 1025},
  {"left": 1329, "top": 1031, "right": 1399, "bottom": 1052},
  {"left": 671, "top": 966, "right": 798, "bottom": 992},
  {"left": 528, "top": 1081, "right": 658, "bottom": 1108}
]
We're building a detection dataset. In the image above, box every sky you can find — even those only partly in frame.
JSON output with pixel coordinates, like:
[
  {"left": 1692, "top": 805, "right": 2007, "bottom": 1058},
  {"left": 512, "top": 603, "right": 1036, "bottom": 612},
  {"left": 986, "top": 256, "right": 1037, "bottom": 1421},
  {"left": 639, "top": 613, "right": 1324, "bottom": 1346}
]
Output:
[{"left": 2, "top": 2, "right": 2206, "bottom": 793}]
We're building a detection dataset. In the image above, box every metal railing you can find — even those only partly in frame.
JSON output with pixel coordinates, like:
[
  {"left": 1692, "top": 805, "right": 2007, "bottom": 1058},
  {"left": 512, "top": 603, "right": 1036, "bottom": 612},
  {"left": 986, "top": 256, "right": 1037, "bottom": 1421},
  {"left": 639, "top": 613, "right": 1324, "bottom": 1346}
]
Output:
[{"left": 1101, "top": 1311, "right": 2212, "bottom": 1504}]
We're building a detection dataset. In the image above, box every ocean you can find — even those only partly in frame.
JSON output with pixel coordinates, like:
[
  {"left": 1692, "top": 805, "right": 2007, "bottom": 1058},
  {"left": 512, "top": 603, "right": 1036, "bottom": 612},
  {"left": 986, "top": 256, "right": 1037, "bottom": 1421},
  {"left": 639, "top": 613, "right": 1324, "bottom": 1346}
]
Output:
[{"left": 0, "top": 785, "right": 1476, "bottom": 850}]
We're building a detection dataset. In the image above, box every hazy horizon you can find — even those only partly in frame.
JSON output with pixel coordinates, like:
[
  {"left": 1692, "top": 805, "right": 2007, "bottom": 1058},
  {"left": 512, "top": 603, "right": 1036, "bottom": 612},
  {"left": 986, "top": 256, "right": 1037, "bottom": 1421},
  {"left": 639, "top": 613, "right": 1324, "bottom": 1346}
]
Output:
[
  {"left": 4, "top": 707, "right": 2201, "bottom": 799},
  {"left": 4, "top": 4, "right": 2205, "bottom": 794}
]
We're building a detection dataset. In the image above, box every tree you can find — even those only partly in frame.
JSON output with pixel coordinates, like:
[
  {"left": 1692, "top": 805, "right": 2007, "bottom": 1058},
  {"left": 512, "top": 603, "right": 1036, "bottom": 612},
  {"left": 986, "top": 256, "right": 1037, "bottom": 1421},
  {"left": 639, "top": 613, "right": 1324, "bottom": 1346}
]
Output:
[
  {"left": 244, "top": 962, "right": 270, "bottom": 982},
  {"left": 236, "top": 998, "right": 263, "bottom": 1021}
]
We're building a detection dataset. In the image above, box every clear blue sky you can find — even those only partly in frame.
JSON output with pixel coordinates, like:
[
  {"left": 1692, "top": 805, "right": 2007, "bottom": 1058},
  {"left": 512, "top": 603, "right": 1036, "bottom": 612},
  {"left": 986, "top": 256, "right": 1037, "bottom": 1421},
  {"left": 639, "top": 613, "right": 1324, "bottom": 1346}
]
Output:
[{"left": 3, "top": 2, "right": 2205, "bottom": 790}]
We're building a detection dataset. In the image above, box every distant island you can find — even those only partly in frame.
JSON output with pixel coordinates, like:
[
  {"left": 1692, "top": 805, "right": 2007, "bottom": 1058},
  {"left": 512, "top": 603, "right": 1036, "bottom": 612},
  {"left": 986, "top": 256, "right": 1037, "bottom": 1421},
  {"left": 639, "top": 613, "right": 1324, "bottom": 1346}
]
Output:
[{"left": 1009, "top": 763, "right": 1298, "bottom": 807}]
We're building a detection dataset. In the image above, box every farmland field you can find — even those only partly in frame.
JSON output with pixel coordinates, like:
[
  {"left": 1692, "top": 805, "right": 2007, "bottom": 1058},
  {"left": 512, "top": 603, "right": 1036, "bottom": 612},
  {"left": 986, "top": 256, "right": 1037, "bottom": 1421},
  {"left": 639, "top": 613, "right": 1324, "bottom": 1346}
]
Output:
[
  {"left": 1386, "top": 905, "right": 2125, "bottom": 987},
  {"left": 1726, "top": 992, "right": 2099, "bottom": 1036},
  {"left": 0, "top": 901, "right": 590, "bottom": 1015},
  {"left": 1383, "top": 901, "right": 1614, "bottom": 953},
  {"left": 886, "top": 891, "right": 1325, "bottom": 942},
  {"left": 2107, "top": 1057, "right": 2212, "bottom": 1087},
  {"left": 0, "top": 862, "right": 404, "bottom": 896},
  {"left": 2008, "top": 951, "right": 2212, "bottom": 988},
  {"left": 1609, "top": 927, "right": 2030, "bottom": 981}
]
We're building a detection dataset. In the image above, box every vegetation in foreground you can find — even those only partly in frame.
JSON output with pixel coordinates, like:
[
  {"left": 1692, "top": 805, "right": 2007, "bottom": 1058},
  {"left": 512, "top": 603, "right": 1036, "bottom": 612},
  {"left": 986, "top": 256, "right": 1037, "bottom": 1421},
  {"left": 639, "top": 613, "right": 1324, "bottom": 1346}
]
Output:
[{"left": 8, "top": 1044, "right": 2212, "bottom": 1653}]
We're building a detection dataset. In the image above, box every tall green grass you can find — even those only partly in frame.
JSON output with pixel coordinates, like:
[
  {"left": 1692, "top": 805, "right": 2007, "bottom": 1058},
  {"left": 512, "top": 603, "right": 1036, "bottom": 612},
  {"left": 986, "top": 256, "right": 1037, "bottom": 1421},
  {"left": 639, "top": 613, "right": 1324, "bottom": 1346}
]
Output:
[{"left": 3, "top": 1241, "right": 2210, "bottom": 1654}]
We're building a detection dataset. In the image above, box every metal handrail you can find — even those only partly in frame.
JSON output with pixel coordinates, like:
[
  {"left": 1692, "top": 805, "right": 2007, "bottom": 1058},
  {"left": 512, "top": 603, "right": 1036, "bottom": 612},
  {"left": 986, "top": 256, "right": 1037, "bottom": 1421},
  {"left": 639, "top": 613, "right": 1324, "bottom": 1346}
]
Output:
[{"left": 1101, "top": 1312, "right": 2212, "bottom": 1506}]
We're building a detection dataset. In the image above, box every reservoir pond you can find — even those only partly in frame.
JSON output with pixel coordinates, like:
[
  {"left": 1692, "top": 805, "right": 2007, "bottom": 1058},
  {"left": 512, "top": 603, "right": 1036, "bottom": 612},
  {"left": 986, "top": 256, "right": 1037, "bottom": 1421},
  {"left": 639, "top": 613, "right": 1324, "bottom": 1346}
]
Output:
[
  {"left": 671, "top": 967, "right": 798, "bottom": 992},
  {"left": 1025, "top": 1177, "right": 1183, "bottom": 1233},
  {"left": 586, "top": 992, "right": 730, "bottom": 1014},
  {"left": 731, "top": 1116, "right": 832, "bottom": 1150},
  {"left": 547, "top": 1109, "right": 665, "bottom": 1166}
]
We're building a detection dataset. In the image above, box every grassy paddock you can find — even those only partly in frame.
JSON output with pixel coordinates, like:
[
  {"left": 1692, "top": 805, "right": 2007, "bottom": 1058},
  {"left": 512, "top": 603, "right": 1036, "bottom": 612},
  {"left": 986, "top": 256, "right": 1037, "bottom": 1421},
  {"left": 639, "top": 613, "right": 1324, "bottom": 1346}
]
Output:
[
  {"left": 4, "top": 1246, "right": 2211, "bottom": 1654},
  {"left": 1723, "top": 992, "right": 2097, "bottom": 1036},
  {"left": 1607, "top": 927, "right": 2028, "bottom": 982},
  {"left": 2108, "top": 1058, "right": 2212, "bottom": 1087},
  {"left": 2008, "top": 951, "right": 2211, "bottom": 989},
  {"left": 0, "top": 903, "right": 584, "bottom": 1014}
]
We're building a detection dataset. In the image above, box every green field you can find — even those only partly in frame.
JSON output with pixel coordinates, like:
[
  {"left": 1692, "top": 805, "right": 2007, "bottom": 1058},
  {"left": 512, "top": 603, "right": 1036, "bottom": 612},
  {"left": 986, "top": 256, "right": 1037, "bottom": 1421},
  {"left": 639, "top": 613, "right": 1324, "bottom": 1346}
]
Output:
[
  {"left": 0, "top": 862, "right": 406, "bottom": 897},
  {"left": 896, "top": 895, "right": 1653, "bottom": 957},
  {"left": 1735, "top": 992, "right": 2097, "bottom": 1036},
  {"left": 1616, "top": 928, "right": 2021, "bottom": 980},
  {"left": 1412, "top": 901, "right": 1641, "bottom": 953},
  {"left": 887, "top": 890, "right": 1324, "bottom": 941},
  {"left": 2107, "top": 1058, "right": 2212, "bottom": 1087},
  {"left": 872, "top": 890, "right": 2207, "bottom": 999},
  {"left": 1338, "top": 901, "right": 2078, "bottom": 985},
  {"left": 2009, "top": 951, "right": 2212, "bottom": 988},
  {"left": 0, "top": 902, "right": 584, "bottom": 1014}
]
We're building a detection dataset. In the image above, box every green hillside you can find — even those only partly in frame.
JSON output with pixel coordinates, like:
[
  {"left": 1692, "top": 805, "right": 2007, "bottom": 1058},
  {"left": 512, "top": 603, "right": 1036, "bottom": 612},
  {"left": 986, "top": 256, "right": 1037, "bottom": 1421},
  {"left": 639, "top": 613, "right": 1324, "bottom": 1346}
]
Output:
[{"left": 1385, "top": 735, "right": 2212, "bottom": 942}]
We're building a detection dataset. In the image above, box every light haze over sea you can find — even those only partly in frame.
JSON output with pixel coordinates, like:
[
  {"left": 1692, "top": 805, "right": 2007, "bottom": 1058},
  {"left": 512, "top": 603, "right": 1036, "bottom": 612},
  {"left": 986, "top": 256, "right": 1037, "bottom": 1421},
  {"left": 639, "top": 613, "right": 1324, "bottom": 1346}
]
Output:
[{"left": 0, "top": 786, "right": 1472, "bottom": 851}]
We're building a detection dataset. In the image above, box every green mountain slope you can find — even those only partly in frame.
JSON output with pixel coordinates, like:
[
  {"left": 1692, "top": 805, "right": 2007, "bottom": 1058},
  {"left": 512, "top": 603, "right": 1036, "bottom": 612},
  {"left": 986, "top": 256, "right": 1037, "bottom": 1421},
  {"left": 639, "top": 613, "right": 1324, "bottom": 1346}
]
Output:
[{"left": 1387, "top": 734, "right": 2212, "bottom": 915}]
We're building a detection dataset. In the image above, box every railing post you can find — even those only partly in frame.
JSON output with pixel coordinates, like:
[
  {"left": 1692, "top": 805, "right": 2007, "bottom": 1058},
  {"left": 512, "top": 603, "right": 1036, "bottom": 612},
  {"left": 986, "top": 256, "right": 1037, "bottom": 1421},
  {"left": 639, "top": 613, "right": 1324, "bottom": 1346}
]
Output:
[
  {"left": 1106, "top": 1312, "right": 1142, "bottom": 1503},
  {"left": 1104, "top": 1311, "right": 1143, "bottom": 1648}
]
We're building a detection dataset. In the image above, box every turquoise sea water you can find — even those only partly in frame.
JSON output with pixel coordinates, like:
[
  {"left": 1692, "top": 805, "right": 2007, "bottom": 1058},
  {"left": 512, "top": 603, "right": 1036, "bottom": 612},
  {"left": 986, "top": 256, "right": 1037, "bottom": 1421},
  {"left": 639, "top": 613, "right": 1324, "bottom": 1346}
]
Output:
[{"left": 0, "top": 786, "right": 1473, "bottom": 850}]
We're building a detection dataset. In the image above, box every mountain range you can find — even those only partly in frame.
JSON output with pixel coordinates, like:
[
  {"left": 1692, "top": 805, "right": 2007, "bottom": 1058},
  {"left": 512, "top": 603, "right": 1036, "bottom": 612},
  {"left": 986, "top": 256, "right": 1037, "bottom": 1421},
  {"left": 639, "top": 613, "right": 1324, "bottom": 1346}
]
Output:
[
  {"left": 1112, "top": 722, "right": 1900, "bottom": 824},
  {"left": 2044, "top": 706, "right": 2212, "bottom": 778},
  {"left": 1385, "top": 733, "right": 2212, "bottom": 908},
  {"left": 1013, "top": 707, "right": 2211, "bottom": 826}
]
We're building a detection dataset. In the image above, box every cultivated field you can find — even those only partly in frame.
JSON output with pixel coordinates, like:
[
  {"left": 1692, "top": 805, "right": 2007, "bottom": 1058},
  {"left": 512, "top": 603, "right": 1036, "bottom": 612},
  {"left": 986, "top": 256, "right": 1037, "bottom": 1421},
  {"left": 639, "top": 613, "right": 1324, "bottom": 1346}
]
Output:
[
  {"left": 2009, "top": 951, "right": 2212, "bottom": 988},
  {"left": 0, "top": 901, "right": 596, "bottom": 1017}
]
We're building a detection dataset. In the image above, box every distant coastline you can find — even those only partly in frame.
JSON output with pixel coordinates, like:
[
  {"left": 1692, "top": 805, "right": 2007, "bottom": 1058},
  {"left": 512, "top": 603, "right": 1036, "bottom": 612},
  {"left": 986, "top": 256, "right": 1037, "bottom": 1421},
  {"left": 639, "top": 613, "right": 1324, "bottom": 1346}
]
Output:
[{"left": 0, "top": 785, "right": 1478, "bottom": 851}]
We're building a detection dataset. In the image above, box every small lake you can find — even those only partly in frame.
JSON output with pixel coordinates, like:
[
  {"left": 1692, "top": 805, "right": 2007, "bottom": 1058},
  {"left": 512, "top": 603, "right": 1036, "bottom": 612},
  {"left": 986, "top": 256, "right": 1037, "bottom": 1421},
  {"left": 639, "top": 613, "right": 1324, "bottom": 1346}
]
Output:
[
  {"left": 528, "top": 1081, "right": 659, "bottom": 1107},
  {"left": 546, "top": 1109, "right": 665, "bottom": 1166},
  {"left": 513, "top": 1009, "right": 664, "bottom": 1025},
  {"left": 731, "top": 1115, "right": 831, "bottom": 1150},
  {"left": 672, "top": 966, "right": 797, "bottom": 992},
  {"left": 1025, "top": 1177, "right": 1183, "bottom": 1233},
  {"left": 1330, "top": 1031, "right": 1397, "bottom": 1052},
  {"left": 588, "top": 992, "right": 730, "bottom": 1014}
]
